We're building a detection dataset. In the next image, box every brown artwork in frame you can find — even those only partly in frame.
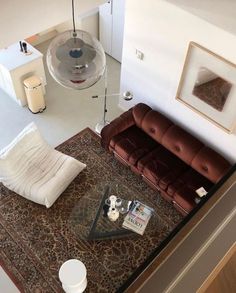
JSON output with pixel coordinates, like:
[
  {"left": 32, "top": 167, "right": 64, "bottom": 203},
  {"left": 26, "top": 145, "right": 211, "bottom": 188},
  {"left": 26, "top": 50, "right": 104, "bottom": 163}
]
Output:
[
  {"left": 192, "top": 67, "right": 232, "bottom": 112},
  {"left": 176, "top": 42, "right": 236, "bottom": 133}
]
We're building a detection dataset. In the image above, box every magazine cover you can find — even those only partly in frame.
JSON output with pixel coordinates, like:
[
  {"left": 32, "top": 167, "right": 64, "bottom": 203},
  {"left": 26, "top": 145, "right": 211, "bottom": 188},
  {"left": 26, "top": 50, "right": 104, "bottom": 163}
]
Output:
[{"left": 122, "top": 200, "right": 154, "bottom": 235}]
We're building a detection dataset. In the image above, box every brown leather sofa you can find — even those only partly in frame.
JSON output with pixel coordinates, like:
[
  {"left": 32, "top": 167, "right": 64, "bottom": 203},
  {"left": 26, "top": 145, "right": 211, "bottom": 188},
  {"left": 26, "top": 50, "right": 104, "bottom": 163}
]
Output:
[{"left": 101, "top": 103, "right": 232, "bottom": 215}]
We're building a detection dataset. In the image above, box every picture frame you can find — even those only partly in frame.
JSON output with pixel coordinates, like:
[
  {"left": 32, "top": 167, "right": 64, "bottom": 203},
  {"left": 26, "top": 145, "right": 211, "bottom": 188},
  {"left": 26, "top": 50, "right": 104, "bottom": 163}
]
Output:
[{"left": 176, "top": 42, "right": 236, "bottom": 133}]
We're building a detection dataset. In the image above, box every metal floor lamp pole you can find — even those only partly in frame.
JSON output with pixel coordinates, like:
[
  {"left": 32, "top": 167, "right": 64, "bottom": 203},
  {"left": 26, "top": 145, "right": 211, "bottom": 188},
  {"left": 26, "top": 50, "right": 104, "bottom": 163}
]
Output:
[
  {"left": 95, "top": 67, "right": 110, "bottom": 134},
  {"left": 94, "top": 67, "right": 133, "bottom": 134}
]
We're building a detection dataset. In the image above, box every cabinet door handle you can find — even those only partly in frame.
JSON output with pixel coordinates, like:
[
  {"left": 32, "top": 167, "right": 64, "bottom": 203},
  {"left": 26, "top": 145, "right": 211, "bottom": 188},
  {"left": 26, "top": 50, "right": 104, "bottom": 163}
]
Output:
[{"left": 108, "top": 0, "right": 112, "bottom": 15}]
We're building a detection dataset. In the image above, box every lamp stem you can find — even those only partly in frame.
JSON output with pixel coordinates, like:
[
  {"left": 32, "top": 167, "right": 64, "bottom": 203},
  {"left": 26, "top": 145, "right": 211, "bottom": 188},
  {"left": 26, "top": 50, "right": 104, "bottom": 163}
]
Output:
[
  {"left": 103, "top": 67, "right": 108, "bottom": 123},
  {"left": 72, "top": 0, "right": 76, "bottom": 33}
]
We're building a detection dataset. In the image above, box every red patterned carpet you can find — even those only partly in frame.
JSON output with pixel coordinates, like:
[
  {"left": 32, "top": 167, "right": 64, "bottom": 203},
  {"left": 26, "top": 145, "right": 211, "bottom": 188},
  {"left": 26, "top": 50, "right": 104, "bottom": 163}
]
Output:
[{"left": 0, "top": 128, "right": 183, "bottom": 292}]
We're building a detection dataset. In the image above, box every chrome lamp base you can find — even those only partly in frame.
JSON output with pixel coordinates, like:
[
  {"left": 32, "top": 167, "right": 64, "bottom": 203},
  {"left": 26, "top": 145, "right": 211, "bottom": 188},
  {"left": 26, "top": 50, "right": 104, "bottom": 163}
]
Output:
[{"left": 95, "top": 120, "right": 110, "bottom": 134}]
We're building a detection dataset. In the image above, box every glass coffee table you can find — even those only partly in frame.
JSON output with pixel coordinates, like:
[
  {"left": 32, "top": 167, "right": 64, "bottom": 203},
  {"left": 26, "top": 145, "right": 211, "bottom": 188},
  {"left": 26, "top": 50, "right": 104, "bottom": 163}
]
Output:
[
  {"left": 69, "top": 181, "right": 160, "bottom": 241},
  {"left": 66, "top": 178, "right": 181, "bottom": 292}
]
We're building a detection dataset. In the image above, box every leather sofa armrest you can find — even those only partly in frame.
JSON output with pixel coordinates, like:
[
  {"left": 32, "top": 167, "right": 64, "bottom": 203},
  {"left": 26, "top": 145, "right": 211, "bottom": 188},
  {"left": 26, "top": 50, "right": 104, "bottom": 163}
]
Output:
[{"left": 101, "top": 108, "right": 135, "bottom": 150}]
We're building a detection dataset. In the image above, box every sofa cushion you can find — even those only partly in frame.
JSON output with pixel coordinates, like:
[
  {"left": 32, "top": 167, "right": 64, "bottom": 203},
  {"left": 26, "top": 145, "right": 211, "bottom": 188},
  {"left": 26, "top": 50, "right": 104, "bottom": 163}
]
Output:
[
  {"left": 110, "top": 126, "right": 157, "bottom": 166},
  {"left": 191, "top": 147, "right": 231, "bottom": 183},
  {"left": 162, "top": 125, "right": 204, "bottom": 165},
  {"left": 172, "top": 169, "right": 213, "bottom": 213},
  {"left": 101, "top": 108, "right": 135, "bottom": 150},
  {"left": 173, "top": 188, "right": 197, "bottom": 214},
  {"left": 140, "top": 110, "right": 173, "bottom": 143},
  {"left": 167, "top": 169, "right": 213, "bottom": 198},
  {"left": 139, "top": 147, "right": 188, "bottom": 190},
  {"left": 132, "top": 103, "right": 152, "bottom": 128}
]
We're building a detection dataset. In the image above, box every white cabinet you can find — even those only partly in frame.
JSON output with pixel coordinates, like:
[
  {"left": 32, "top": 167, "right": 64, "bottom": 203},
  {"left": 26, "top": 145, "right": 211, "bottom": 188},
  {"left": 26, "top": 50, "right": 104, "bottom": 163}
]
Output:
[
  {"left": 99, "top": 0, "right": 125, "bottom": 62},
  {"left": 0, "top": 42, "right": 46, "bottom": 106}
]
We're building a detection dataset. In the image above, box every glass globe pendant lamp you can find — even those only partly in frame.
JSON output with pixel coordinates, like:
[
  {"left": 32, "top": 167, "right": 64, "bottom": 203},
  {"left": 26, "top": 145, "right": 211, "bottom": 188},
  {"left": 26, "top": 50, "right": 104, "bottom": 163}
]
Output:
[{"left": 46, "top": 0, "right": 106, "bottom": 90}]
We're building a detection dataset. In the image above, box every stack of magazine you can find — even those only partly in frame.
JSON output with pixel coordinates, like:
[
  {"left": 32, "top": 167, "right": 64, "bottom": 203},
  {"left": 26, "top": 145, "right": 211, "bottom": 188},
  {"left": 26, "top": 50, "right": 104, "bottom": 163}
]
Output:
[{"left": 122, "top": 200, "right": 154, "bottom": 235}]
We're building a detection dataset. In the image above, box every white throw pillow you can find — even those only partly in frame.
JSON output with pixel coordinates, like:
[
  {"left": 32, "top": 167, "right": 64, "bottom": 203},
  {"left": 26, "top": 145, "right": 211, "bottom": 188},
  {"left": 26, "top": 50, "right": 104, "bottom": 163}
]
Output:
[{"left": 0, "top": 122, "right": 86, "bottom": 208}]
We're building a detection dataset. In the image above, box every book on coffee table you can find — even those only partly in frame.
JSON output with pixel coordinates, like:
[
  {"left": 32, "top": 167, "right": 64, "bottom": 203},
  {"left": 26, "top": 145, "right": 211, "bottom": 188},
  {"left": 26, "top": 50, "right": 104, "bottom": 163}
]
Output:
[{"left": 122, "top": 200, "right": 154, "bottom": 235}]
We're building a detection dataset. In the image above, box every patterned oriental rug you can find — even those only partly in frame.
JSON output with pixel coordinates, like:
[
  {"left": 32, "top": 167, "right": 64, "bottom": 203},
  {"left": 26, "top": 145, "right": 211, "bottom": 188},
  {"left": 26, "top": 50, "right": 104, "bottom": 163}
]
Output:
[{"left": 0, "top": 128, "right": 183, "bottom": 293}]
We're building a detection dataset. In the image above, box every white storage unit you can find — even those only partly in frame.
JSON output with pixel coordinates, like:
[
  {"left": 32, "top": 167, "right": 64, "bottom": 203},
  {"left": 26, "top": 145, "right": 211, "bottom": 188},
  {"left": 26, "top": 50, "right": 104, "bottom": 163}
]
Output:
[
  {"left": 99, "top": 0, "right": 125, "bottom": 62},
  {"left": 0, "top": 42, "right": 46, "bottom": 106}
]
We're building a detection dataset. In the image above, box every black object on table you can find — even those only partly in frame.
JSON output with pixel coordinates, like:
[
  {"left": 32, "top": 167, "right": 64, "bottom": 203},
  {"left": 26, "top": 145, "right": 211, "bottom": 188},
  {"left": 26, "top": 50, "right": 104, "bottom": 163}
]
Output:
[
  {"left": 19, "top": 41, "right": 23, "bottom": 52},
  {"left": 22, "top": 42, "right": 28, "bottom": 53}
]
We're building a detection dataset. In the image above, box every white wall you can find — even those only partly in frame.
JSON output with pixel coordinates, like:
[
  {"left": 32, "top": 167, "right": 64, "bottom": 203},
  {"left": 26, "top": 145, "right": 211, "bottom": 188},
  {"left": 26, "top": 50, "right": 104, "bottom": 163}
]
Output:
[
  {"left": 56, "top": 8, "right": 99, "bottom": 39},
  {"left": 120, "top": 0, "right": 236, "bottom": 162},
  {"left": 166, "top": 0, "right": 236, "bottom": 36},
  {"left": 79, "top": 9, "right": 99, "bottom": 39},
  {"left": 0, "top": 0, "right": 105, "bottom": 48}
]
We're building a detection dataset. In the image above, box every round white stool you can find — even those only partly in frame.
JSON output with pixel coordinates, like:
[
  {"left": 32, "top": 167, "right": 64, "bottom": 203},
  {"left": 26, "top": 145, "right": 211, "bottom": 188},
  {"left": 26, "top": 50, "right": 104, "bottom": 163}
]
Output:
[{"left": 59, "top": 259, "right": 87, "bottom": 293}]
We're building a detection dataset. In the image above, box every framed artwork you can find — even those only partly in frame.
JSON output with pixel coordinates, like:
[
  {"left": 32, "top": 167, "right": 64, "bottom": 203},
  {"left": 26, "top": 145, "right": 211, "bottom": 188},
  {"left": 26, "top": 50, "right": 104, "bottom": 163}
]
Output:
[{"left": 176, "top": 42, "right": 236, "bottom": 133}]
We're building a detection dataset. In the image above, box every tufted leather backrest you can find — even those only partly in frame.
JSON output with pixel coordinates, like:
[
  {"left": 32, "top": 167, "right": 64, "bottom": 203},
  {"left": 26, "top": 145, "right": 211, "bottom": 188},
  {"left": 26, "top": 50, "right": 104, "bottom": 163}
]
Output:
[
  {"left": 191, "top": 147, "right": 231, "bottom": 183},
  {"left": 131, "top": 103, "right": 231, "bottom": 183},
  {"left": 132, "top": 103, "right": 152, "bottom": 128},
  {"left": 133, "top": 103, "right": 173, "bottom": 143},
  {"left": 141, "top": 111, "right": 173, "bottom": 143},
  {"left": 162, "top": 125, "right": 204, "bottom": 165}
]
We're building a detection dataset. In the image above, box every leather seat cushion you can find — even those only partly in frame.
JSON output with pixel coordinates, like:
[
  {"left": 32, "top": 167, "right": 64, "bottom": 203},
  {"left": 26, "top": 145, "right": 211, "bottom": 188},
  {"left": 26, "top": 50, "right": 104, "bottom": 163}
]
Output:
[
  {"left": 167, "top": 169, "right": 213, "bottom": 198},
  {"left": 139, "top": 147, "right": 188, "bottom": 190},
  {"left": 173, "top": 187, "right": 197, "bottom": 213},
  {"left": 110, "top": 126, "right": 157, "bottom": 166}
]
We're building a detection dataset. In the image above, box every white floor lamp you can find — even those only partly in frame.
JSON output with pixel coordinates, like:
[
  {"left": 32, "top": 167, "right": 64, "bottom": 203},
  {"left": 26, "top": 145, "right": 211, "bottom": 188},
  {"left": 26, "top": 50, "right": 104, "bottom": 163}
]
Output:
[{"left": 92, "top": 67, "right": 133, "bottom": 134}]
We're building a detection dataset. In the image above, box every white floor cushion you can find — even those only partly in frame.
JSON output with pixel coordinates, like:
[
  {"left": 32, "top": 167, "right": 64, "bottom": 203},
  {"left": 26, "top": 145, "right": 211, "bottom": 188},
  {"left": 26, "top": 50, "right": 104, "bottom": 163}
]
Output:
[{"left": 0, "top": 122, "right": 86, "bottom": 208}]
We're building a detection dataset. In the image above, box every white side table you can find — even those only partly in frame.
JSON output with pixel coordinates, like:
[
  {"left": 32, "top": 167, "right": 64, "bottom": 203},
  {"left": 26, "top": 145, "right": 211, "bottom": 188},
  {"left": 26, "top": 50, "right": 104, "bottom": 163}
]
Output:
[{"left": 59, "top": 259, "right": 87, "bottom": 293}]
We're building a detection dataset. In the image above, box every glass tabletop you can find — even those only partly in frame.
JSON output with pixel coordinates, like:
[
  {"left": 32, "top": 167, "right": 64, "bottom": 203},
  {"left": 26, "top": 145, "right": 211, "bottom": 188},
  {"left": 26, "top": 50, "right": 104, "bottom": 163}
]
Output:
[{"left": 68, "top": 180, "right": 160, "bottom": 241}]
